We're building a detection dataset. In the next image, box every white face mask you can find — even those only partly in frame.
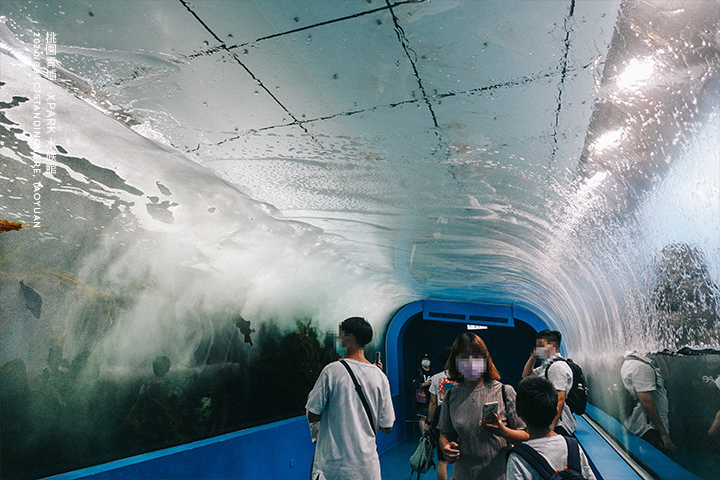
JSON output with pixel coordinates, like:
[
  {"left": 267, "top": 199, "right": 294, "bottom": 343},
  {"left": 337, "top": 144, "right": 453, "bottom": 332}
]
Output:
[
  {"left": 457, "top": 357, "right": 486, "bottom": 381},
  {"left": 535, "top": 345, "right": 552, "bottom": 360},
  {"left": 421, "top": 359, "right": 431, "bottom": 368}
]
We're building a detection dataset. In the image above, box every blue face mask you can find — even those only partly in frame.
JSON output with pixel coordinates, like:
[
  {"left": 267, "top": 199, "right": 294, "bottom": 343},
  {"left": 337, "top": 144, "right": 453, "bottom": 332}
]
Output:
[{"left": 335, "top": 338, "right": 347, "bottom": 357}]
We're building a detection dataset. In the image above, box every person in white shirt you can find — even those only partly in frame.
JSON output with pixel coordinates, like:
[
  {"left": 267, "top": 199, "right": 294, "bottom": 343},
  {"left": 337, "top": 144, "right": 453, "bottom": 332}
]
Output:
[
  {"left": 507, "top": 376, "right": 596, "bottom": 480},
  {"left": 306, "top": 317, "right": 395, "bottom": 480},
  {"left": 522, "top": 330, "right": 576, "bottom": 437},
  {"left": 426, "top": 346, "right": 457, "bottom": 480},
  {"left": 620, "top": 352, "right": 675, "bottom": 451}
]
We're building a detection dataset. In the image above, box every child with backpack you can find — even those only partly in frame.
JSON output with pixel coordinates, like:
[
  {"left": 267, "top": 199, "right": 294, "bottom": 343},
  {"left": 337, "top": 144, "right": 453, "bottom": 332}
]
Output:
[{"left": 506, "top": 376, "right": 596, "bottom": 480}]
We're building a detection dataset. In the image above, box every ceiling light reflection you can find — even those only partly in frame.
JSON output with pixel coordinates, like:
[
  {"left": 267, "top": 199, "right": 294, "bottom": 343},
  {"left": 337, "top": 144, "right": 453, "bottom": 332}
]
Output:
[
  {"left": 617, "top": 57, "right": 656, "bottom": 90},
  {"left": 591, "top": 129, "right": 624, "bottom": 154}
]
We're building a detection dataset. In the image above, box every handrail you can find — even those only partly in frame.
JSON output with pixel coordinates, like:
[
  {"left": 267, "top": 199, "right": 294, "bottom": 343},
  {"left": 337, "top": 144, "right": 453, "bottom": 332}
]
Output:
[{"left": 581, "top": 413, "right": 657, "bottom": 480}]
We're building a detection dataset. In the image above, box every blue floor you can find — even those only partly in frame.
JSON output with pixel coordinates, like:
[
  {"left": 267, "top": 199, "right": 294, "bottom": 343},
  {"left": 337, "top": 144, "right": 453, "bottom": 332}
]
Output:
[
  {"left": 380, "top": 434, "right": 453, "bottom": 480},
  {"left": 380, "top": 435, "right": 425, "bottom": 480}
]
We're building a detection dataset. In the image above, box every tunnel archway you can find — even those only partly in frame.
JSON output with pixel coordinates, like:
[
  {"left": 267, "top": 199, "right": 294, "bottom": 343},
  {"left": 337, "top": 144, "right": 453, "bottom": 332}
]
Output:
[{"left": 382, "top": 299, "right": 551, "bottom": 443}]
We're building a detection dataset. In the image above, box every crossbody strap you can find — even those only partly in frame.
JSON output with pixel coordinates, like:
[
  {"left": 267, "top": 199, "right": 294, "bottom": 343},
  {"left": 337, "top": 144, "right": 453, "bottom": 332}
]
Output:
[{"left": 340, "top": 360, "right": 376, "bottom": 433}]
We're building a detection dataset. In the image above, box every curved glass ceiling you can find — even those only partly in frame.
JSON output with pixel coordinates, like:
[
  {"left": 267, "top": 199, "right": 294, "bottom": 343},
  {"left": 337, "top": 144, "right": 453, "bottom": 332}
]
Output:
[{"left": 0, "top": 0, "right": 718, "bottom": 367}]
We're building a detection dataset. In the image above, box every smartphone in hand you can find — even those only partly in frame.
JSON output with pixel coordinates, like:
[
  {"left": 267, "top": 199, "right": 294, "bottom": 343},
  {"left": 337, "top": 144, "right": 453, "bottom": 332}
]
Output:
[{"left": 482, "top": 401, "right": 499, "bottom": 424}]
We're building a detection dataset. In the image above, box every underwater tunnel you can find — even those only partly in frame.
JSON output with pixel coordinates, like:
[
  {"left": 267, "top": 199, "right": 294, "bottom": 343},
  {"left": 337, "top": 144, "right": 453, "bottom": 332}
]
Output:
[{"left": 0, "top": 0, "right": 719, "bottom": 479}]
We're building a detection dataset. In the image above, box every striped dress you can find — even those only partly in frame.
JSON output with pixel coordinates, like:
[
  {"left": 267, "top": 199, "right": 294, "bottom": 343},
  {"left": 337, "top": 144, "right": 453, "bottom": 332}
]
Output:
[{"left": 438, "top": 380, "right": 525, "bottom": 480}]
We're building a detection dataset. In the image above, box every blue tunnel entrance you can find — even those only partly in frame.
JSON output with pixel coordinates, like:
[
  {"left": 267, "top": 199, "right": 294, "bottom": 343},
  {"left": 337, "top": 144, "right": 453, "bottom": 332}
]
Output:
[{"left": 383, "top": 299, "right": 549, "bottom": 448}]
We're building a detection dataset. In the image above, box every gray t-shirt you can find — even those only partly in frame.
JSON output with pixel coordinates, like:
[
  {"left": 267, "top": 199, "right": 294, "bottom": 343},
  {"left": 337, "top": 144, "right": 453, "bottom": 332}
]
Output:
[
  {"left": 533, "top": 356, "right": 576, "bottom": 434},
  {"left": 620, "top": 355, "right": 669, "bottom": 437},
  {"left": 438, "top": 380, "right": 525, "bottom": 480}
]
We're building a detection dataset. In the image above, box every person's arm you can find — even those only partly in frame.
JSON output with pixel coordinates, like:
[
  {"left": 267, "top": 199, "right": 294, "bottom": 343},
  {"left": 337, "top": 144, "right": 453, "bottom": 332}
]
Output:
[
  {"left": 637, "top": 392, "right": 675, "bottom": 450},
  {"left": 480, "top": 413, "right": 530, "bottom": 444},
  {"left": 550, "top": 390, "right": 565, "bottom": 431},
  {"left": 410, "top": 372, "right": 420, "bottom": 390},
  {"left": 522, "top": 353, "right": 538, "bottom": 378},
  {"left": 380, "top": 426, "right": 392, "bottom": 434},
  {"left": 425, "top": 393, "right": 438, "bottom": 432},
  {"left": 307, "top": 410, "right": 322, "bottom": 424},
  {"left": 439, "top": 432, "right": 460, "bottom": 463},
  {"left": 709, "top": 409, "right": 720, "bottom": 438}
]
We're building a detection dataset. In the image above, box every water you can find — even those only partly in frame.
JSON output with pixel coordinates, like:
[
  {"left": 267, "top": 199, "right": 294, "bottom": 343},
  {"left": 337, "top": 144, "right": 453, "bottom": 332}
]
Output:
[{"left": 0, "top": 1, "right": 719, "bottom": 478}]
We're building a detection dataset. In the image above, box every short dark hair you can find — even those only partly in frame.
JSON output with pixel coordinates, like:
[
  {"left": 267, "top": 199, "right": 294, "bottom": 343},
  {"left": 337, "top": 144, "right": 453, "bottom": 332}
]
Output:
[
  {"left": 516, "top": 376, "right": 558, "bottom": 429},
  {"left": 536, "top": 330, "right": 562, "bottom": 347},
  {"left": 340, "top": 317, "right": 373, "bottom": 346},
  {"left": 446, "top": 333, "right": 500, "bottom": 382}
]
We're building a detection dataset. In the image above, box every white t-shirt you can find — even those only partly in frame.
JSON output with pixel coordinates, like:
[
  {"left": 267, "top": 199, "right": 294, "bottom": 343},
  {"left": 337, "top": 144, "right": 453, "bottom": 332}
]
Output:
[
  {"left": 428, "top": 370, "right": 457, "bottom": 405},
  {"left": 533, "top": 356, "right": 576, "bottom": 434},
  {"left": 306, "top": 359, "right": 395, "bottom": 480},
  {"left": 620, "top": 355, "right": 669, "bottom": 437},
  {"left": 506, "top": 435, "right": 597, "bottom": 480}
]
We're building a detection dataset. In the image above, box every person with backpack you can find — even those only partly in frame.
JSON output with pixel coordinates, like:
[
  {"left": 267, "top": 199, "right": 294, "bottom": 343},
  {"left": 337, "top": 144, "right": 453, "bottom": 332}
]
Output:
[
  {"left": 620, "top": 352, "right": 675, "bottom": 452},
  {"left": 438, "top": 333, "right": 528, "bottom": 480},
  {"left": 506, "top": 376, "right": 597, "bottom": 480},
  {"left": 522, "top": 330, "right": 577, "bottom": 437}
]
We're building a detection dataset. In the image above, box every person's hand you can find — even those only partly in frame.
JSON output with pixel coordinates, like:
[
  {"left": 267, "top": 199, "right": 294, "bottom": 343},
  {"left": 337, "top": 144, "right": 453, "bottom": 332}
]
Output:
[
  {"left": 480, "top": 412, "right": 506, "bottom": 436},
  {"left": 661, "top": 432, "right": 676, "bottom": 451},
  {"left": 443, "top": 441, "right": 460, "bottom": 463},
  {"left": 374, "top": 359, "right": 383, "bottom": 370},
  {"left": 423, "top": 421, "right": 431, "bottom": 433}
]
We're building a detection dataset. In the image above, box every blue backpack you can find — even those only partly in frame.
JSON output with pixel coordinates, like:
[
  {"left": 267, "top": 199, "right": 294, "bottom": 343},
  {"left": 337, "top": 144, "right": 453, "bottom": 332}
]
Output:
[{"left": 509, "top": 436, "right": 588, "bottom": 480}]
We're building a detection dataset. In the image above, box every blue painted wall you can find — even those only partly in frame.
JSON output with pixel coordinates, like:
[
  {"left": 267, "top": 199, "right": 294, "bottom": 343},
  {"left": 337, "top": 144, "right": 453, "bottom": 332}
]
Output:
[
  {"left": 48, "top": 406, "right": 405, "bottom": 480},
  {"left": 47, "top": 417, "right": 316, "bottom": 480}
]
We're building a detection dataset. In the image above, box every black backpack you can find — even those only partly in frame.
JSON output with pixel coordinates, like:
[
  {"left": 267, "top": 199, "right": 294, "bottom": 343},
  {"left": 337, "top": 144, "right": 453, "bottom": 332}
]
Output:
[
  {"left": 545, "top": 358, "right": 588, "bottom": 415},
  {"left": 509, "top": 435, "right": 588, "bottom": 480}
]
